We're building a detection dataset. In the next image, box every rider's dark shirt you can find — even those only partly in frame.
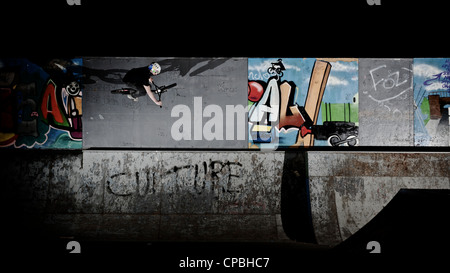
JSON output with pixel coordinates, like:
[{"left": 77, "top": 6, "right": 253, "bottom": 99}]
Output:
[{"left": 122, "top": 66, "right": 151, "bottom": 86}]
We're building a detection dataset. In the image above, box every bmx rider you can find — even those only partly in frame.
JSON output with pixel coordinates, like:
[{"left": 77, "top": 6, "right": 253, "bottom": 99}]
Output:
[{"left": 122, "top": 62, "right": 162, "bottom": 106}]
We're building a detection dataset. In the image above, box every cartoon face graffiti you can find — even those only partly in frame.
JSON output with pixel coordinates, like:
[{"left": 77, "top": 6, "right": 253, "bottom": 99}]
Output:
[{"left": 0, "top": 58, "right": 83, "bottom": 148}]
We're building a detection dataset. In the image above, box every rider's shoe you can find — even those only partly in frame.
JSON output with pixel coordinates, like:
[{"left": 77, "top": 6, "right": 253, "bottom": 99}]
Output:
[{"left": 127, "top": 95, "right": 138, "bottom": 102}]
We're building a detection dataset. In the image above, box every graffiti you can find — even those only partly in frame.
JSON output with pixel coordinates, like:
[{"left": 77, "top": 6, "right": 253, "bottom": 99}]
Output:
[
  {"left": 107, "top": 170, "right": 156, "bottom": 196},
  {"left": 248, "top": 58, "right": 359, "bottom": 148},
  {"left": 423, "top": 60, "right": 450, "bottom": 91},
  {"left": 358, "top": 59, "right": 414, "bottom": 146},
  {"left": 0, "top": 58, "right": 82, "bottom": 148},
  {"left": 107, "top": 160, "right": 243, "bottom": 197},
  {"left": 414, "top": 58, "right": 450, "bottom": 146},
  {"left": 363, "top": 64, "right": 412, "bottom": 114},
  {"left": 41, "top": 79, "right": 82, "bottom": 139}
]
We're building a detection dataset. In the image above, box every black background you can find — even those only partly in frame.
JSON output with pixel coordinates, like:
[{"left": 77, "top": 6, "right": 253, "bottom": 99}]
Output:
[
  {"left": 1, "top": 0, "right": 447, "bottom": 57},
  {"left": 1, "top": 0, "right": 449, "bottom": 270}
]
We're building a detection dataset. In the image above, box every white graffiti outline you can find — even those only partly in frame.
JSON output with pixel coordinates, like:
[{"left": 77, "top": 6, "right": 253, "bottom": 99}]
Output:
[
  {"left": 365, "top": 66, "right": 412, "bottom": 103},
  {"left": 366, "top": 86, "right": 412, "bottom": 103}
]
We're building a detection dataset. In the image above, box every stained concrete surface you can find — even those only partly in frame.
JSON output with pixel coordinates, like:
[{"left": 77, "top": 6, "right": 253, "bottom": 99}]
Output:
[
  {"left": 308, "top": 151, "right": 450, "bottom": 246},
  {"left": 2, "top": 149, "right": 448, "bottom": 251},
  {"left": 1, "top": 150, "right": 287, "bottom": 245}
]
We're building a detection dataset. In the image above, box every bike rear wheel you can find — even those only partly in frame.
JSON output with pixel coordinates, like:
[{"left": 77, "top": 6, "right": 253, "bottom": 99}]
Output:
[{"left": 111, "top": 88, "right": 134, "bottom": 94}]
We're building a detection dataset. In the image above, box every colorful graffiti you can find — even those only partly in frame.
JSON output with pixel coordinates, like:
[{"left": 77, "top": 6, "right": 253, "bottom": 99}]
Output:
[
  {"left": 248, "top": 58, "right": 359, "bottom": 149},
  {"left": 414, "top": 58, "right": 450, "bottom": 146},
  {"left": 0, "top": 58, "right": 82, "bottom": 149},
  {"left": 0, "top": 57, "right": 448, "bottom": 149}
]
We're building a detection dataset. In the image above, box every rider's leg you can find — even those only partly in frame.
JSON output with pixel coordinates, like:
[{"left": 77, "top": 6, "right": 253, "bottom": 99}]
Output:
[
  {"left": 124, "top": 82, "right": 141, "bottom": 100},
  {"left": 134, "top": 85, "right": 148, "bottom": 97},
  {"left": 127, "top": 85, "right": 147, "bottom": 101},
  {"left": 127, "top": 94, "right": 138, "bottom": 102}
]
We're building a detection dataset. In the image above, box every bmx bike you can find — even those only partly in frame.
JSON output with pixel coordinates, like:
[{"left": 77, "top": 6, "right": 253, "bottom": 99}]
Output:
[{"left": 111, "top": 81, "right": 177, "bottom": 108}]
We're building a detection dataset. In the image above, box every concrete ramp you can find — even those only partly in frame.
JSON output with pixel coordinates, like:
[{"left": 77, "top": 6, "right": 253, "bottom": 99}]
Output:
[
  {"left": 82, "top": 57, "right": 248, "bottom": 149},
  {"left": 333, "top": 189, "right": 450, "bottom": 254}
]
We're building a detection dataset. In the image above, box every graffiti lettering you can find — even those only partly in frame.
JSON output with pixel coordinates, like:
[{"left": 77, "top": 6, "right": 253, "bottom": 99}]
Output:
[
  {"left": 107, "top": 170, "right": 155, "bottom": 196},
  {"left": 41, "top": 80, "right": 66, "bottom": 124},
  {"left": 40, "top": 79, "right": 82, "bottom": 140},
  {"left": 364, "top": 65, "right": 412, "bottom": 114},
  {"left": 279, "top": 82, "right": 303, "bottom": 129},
  {"left": 248, "top": 58, "right": 359, "bottom": 148},
  {"left": 363, "top": 65, "right": 412, "bottom": 111},
  {"left": 107, "top": 160, "right": 243, "bottom": 197},
  {"left": 249, "top": 78, "right": 280, "bottom": 125},
  {"left": 248, "top": 60, "right": 317, "bottom": 146},
  {"left": 424, "top": 60, "right": 450, "bottom": 91}
]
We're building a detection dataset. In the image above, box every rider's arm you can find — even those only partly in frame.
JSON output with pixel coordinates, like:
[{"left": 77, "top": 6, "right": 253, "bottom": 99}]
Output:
[{"left": 144, "top": 85, "right": 162, "bottom": 106}]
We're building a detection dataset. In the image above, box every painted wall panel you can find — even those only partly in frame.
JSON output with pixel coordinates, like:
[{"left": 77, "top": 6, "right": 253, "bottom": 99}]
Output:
[
  {"left": 0, "top": 58, "right": 83, "bottom": 149},
  {"left": 414, "top": 58, "right": 450, "bottom": 146},
  {"left": 248, "top": 58, "right": 359, "bottom": 149}
]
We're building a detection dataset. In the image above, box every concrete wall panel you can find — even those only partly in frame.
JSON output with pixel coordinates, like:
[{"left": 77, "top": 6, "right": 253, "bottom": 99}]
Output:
[
  {"left": 2, "top": 150, "right": 286, "bottom": 242},
  {"left": 358, "top": 59, "right": 414, "bottom": 146},
  {"left": 82, "top": 57, "right": 248, "bottom": 149}
]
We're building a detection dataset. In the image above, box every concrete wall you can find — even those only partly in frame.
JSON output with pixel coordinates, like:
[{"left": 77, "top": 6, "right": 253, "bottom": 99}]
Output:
[
  {"left": 2, "top": 150, "right": 448, "bottom": 246},
  {"left": 1, "top": 150, "right": 287, "bottom": 242}
]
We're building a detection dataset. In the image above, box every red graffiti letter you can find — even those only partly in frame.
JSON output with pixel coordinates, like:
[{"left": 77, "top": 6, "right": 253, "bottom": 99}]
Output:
[{"left": 41, "top": 80, "right": 64, "bottom": 124}]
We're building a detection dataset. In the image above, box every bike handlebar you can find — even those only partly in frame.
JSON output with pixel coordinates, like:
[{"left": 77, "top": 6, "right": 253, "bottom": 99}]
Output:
[{"left": 150, "top": 81, "right": 162, "bottom": 108}]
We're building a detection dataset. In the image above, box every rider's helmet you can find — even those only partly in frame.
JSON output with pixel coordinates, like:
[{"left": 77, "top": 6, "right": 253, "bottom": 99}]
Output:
[{"left": 149, "top": 62, "right": 161, "bottom": 75}]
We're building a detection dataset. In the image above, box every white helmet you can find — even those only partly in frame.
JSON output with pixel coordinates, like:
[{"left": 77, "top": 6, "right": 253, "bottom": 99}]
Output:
[{"left": 149, "top": 62, "right": 161, "bottom": 75}]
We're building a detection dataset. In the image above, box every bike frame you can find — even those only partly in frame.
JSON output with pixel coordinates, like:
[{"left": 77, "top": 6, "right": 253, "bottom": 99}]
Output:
[{"left": 111, "top": 81, "right": 177, "bottom": 108}]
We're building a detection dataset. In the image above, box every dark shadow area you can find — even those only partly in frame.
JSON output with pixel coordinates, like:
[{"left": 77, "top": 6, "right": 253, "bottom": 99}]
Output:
[
  {"left": 333, "top": 188, "right": 450, "bottom": 255},
  {"left": 280, "top": 151, "right": 316, "bottom": 243}
]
